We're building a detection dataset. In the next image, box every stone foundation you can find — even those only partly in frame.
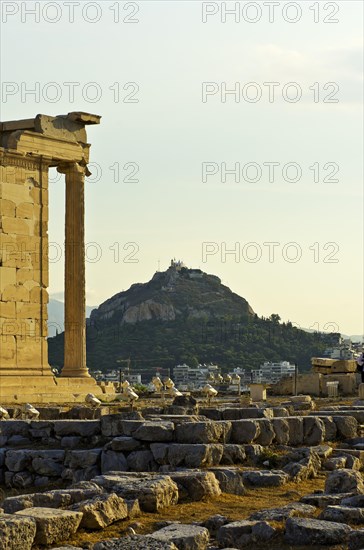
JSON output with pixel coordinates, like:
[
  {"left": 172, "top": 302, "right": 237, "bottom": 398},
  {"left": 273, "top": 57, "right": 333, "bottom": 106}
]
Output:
[
  {"left": 0, "top": 376, "right": 114, "bottom": 404},
  {"left": 0, "top": 409, "right": 361, "bottom": 488}
]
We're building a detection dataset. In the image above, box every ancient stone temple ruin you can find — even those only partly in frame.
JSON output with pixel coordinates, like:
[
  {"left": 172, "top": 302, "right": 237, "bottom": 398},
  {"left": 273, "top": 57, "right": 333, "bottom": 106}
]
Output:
[{"left": 0, "top": 112, "right": 111, "bottom": 403}]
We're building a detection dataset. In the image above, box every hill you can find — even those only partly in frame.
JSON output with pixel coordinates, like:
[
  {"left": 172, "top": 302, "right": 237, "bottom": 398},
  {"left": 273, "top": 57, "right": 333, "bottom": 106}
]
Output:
[{"left": 48, "top": 264, "right": 339, "bottom": 375}]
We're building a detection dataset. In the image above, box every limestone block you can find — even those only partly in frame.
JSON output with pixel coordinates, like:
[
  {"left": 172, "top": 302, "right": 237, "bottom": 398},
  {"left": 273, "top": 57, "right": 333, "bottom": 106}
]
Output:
[
  {"left": 286, "top": 417, "right": 304, "bottom": 446},
  {"left": 33, "top": 203, "right": 49, "bottom": 222},
  {"left": 16, "top": 203, "right": 34, "bottom": 219},
  {"left": 125, "top": 498, "right": 141, "bottom": 519},
  {"left": 333, "top": 416, "right": 358, "bottom": 439},
  {"left": 0, "top": 267, "right": 16, "bottom": 292},
  {"left": 5, "top": 450, "right": 33, "bottom": 472},
  {"left": 24, "top": 280, "right": 39, "bottom": 293},
  {"left": 65, "top": 449, "right": 102, "bottom": 469},
  {"left": 15, "top": 234, "right": 42, "bottom": 251},
  {"left": 101, "top": 450, "right": 128, "bottom": 473},
  {"left": 221, "top": 444, "right": 246, "bottom": 465},
  {"left": 0, "top": 234, "right": 16, "bottom": 262},
  {"left": 255, "top": 419, "right": 275, "bottom": 446},
  {"left": 284, "top": 517, "right": 351, "bottom": 546},
  {"left": 217, "top": 520, "right": 259, "bottom": 548},
  {"left": 0, "top": 448, "right": 6, "bottom": 466},
  {"left": 61, "top": 436, "right": 83, "bottom": 448},
  {"left": 1, "top": 217, "right": 33, "bottom": 236},
  {"left": 101, "top": 411, "right": 142, "bottom": 437},
  {"left": 221, "top": 407, "right": 272, "bottom": 420},
  {"left": 33, "top": 269, "right": 49, "bottom": 286},
  {"left": 2, "top": 251, "right": 33, "bottom": 269},
  {"left": 303, "top": 416, "right": 325, "bottom": 445},
  {"left": 283, "top": 450, "right": 320, "bottom": 482},
  {"left": 53, "top": 420, "right": 101, "bottom": 437},
  {"left": 150, "top": 443, "right": 223, "bottom": 468},
  {"left": 127, "top": 450, "right": 158, "bottom": 472},
  {"left": 208, "top": 468, "right": 246, "bottom": 495},
  {"left": 323, "top": 457, "right": 346, "bottom": 471},
  {"left": 320, "top": 416, "right": 337, "bottom": 441},
  {"left": 150, "top": 523, "right": 210, "bottom": 550},
  {"left": 71, "top": 493, "right": 128, "bottom": 529},
  {"left": 8, "top": 472, "right": 34, "bottom": 489},
  {"left": 341, "top": 494, "right": 364, "bottom": 507},
  {"left": 32, "top": 458, "right": 63, "bottom": 477},
  {"left": 16, "top": 336, "right": 45, "bottom": 365},
  {"left": 0, "top": 513, "right": 36, "bottom": 550},
  {"left": 30, "top": 286, "right": 48, "bottom": 304},
  {"left": 230, "top": 420, "right": 261, "bottom": 444},
  {"left": 0, "top": 335, "right": 16, "bottom": 365},
  {"left": 0, "top": 301, "right": 16, "bottom": 318},
  {"left": 3, "top": 493, "right": 63, "bottom": 514},
  {"left": 14, "top": 167, "right": 26, "bottom": 185},
  {"left": 3, "top": 485, "right": 105, "bottom": 514},
  {"left": 94, "top": 535, "right": 178, "bottom": 550},
  {"left": 34, "top": 221, "right": 47, "bottom": 235},
  {"left": 0, "top": 238, "right": 44, "bottom": 272},
  {"left": 249, "top": 503, "right": 316, "bottom": 522},
  {"left": 117, "top": 419, "right": 145, "bottom": 436},
  {"left": 110, "top": 436, "right": 142, "bottom": 452},
  {"left": 2, "top": 285, "right": 30, "bottom": 302},
  {"left": 169, "top": 471, "right": 221, "bottom": 502},
  {"left": 15, "top": 508, "right": 83, "bottom": 545},
  {"left": 325, "top": 469, "right": 364, "bottom": 494},
  {"left": 0, "top": 182, "right": 34, "bottom": 205},
  {"left": 320, "top": 505, "right": 364, "bottom": 524},
  {"left": 0, "top": 420, "right": 31, "bottom": 437},
  {"left": 16, "top": 302, "right": 46, "bottom": 319},
  {"left": 0, "top": 318, "right": 34, "bottom": 336},
  {"left": 16, "top": 268, "right": 33, "bottom": 284},
  {"left": 272, "top": 418, "right": 290, "bottom": 445},
  {"left": 0, "top": 198, "right": 16, "bottom": 216},
  {"left": 72, "top": 467, "right": 100, "bottom": 484},
  {"left": 3, "top": 166, "right": 16, "bottom": 184},
  {"left": 30, "top": 187, "right": 48, "bottom": 205},
  {"left": 133, "top": 421, "right": 175, "bottom": 442},
  {"left": 92, "top": 473, "right": 179, "bottom": 513},
  {"left": 343, "top": 454, "right": 362, "bottom": 470},
  {"left": 348, "top": 529, "right": 364, "bottom": 550},
  {"left": 175, "top": 421, "right": 232, "bottom": 444},
  {"left": 301, "top": 493, "right": 353, "bottom": 508},
  {"left": 243, "top": 470, "right": 289, "bottom": 487}
]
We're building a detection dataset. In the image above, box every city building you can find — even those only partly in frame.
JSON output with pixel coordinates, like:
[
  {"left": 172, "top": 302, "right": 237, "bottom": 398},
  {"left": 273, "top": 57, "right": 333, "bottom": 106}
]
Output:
[
  {"left": 323, "top": 337, "right": 362, "bottom": 360},
  {"left": 173, "top": 363, "right": 221, "bottom": 390},
  {"left": 252, "top": 361, "right": 296, "bottom": 384}
]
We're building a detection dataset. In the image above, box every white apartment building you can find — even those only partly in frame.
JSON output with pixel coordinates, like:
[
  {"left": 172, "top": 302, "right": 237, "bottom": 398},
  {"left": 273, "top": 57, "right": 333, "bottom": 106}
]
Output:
[
  {"left": 173, "top": 363, "right": 221, "bottom": 389},
  {"left": 252, "top": 361, "right": 296, "bottom": 384}
]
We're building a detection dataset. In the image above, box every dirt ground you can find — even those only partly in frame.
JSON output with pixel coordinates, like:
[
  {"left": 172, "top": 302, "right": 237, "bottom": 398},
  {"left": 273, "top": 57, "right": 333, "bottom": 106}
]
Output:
[{"left": 62, "top": 476, "right": 328, "bottom": 548}]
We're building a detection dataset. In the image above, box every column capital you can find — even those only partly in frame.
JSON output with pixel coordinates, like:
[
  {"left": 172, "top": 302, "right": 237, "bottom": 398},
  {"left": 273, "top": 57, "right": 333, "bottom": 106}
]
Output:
[{"left": 57, "top": 161, "right": 90, "bottom": 177}]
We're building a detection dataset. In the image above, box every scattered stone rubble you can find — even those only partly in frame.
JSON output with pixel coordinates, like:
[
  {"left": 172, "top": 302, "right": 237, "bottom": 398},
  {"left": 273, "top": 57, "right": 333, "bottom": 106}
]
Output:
[{"left": 0, "top": 400, "right": 364, "bottom": 549}]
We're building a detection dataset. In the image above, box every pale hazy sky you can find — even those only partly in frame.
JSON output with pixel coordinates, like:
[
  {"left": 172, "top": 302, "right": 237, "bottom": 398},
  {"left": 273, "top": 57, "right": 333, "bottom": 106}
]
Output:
[{"left": 1, "top": 1, "right": 363, "bottom": 335}]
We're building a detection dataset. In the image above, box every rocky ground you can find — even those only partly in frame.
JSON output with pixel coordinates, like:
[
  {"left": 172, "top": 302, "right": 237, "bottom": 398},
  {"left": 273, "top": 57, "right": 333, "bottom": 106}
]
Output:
[{"left": 1, "top": 394, "right": 364, "bottom": 550}]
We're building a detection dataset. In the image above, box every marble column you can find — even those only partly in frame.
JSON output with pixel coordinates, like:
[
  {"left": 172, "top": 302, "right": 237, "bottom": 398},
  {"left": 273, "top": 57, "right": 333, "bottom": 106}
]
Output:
[{"left": 59, "top": 162, "right": 90, "bottom": 378}]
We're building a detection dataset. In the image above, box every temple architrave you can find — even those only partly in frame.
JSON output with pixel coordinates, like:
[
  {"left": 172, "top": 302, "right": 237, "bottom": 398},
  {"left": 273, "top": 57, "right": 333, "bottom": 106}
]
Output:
[{"left": 0, "top": 112, "right": 113, "bottom": 403}]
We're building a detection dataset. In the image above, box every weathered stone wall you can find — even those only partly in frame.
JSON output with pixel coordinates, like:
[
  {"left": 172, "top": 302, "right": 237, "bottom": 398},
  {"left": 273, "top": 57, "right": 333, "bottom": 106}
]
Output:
[
  {"left": 0, "top": 413, "right": 359, "bottom": 489},
  {"left": 0, "top": 154, "right": 50, "bottom": 376}
]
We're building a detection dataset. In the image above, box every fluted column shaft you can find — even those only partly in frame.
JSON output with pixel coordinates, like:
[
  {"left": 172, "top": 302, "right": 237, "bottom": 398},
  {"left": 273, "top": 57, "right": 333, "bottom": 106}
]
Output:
[{"left": 59, "top": 162, "right": 90, "bottom": 378}]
